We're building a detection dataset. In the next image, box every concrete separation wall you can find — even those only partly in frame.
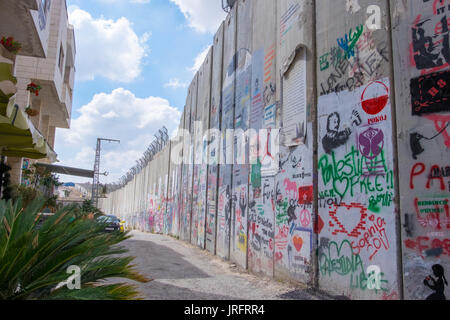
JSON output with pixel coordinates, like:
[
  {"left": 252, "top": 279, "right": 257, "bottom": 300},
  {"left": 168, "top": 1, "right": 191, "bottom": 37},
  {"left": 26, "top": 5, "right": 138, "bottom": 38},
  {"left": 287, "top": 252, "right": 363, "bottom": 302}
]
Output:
[{"left": 99, "top": 0, "right": 450, "bottom": 300}]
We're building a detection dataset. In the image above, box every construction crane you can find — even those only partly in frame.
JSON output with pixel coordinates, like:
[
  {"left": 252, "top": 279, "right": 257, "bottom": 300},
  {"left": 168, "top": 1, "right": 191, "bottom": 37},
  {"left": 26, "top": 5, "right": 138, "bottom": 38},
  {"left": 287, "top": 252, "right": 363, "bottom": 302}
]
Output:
[{"left": 92, "top": 138, "right": 120, "bottom": 208}]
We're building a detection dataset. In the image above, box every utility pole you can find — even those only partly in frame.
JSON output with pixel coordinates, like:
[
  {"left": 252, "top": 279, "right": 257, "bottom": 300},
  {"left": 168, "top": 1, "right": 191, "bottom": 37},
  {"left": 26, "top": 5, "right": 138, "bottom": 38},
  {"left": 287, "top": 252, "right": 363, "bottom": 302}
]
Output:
[{"left": 92, "top": 138, "right": 120, "bottom": 208}]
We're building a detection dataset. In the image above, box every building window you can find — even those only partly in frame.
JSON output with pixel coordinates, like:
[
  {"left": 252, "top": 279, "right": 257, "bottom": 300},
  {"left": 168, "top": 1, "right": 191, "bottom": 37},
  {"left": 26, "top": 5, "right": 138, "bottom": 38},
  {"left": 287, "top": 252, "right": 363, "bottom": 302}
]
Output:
[
  {"left": 58, "top": 45, "right": 65, "bottom": 74},
  {"left": 38, "top": 0, "right": 51, "bottom": 30}
]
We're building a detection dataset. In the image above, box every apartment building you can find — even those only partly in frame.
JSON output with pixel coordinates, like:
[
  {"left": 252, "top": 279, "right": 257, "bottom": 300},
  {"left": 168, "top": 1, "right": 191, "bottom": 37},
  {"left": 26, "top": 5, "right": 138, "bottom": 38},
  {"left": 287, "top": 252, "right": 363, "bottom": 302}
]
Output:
[{"left": 0, "top": 0, "right": 76, "bottom": 184}]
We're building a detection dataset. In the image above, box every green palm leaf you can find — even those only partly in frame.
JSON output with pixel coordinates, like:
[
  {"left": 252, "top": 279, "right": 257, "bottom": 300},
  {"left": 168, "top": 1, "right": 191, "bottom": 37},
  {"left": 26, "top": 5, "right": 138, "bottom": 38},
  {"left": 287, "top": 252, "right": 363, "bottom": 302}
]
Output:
[{"left": 0, "top": 197, "right": 151, "bottom": 300}]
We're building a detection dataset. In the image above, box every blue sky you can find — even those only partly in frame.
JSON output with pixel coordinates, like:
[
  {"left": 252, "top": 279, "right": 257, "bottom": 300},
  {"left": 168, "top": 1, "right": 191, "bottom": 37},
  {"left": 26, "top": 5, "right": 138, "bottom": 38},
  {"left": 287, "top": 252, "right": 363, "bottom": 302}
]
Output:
[{"left": 55, "top": 0, "right": 226, "bottom": 184}]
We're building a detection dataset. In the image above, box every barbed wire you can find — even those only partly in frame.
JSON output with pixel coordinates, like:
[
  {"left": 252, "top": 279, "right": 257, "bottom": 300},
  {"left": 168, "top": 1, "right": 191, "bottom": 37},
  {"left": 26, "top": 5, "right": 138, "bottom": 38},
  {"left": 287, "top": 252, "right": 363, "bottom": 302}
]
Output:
[{"left": 106, "top": 126, "right": 169, "bottom": 193}]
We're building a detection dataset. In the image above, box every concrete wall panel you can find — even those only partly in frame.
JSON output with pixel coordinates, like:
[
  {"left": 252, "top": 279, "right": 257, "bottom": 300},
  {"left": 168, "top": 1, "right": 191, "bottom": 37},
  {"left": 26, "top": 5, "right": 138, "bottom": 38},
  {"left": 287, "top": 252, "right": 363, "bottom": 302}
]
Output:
[
  {"left": 316, "top": 0, "right": 400, "bottom": 299},
  {"left": 206, "top": 23, "right": 225, "bottom": 254},
  {"left": 248, "top": 0, "right": 277, "bottom": 278},
  {"left": 230, "top": 0, "right": 253, "bottom": 269},
  {"left": 217, "top": 5, "right": 237, "bottom": 261},
  {"left": 391, "top": 0, "right": 450, "bottom": 301}
]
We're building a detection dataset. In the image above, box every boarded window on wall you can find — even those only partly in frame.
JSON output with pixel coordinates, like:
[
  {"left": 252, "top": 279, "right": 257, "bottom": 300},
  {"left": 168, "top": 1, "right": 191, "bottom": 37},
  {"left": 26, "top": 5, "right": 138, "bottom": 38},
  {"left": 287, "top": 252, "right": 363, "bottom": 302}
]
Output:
[{"left": 281, "top": 51, "right": 307, "bottom": 147}]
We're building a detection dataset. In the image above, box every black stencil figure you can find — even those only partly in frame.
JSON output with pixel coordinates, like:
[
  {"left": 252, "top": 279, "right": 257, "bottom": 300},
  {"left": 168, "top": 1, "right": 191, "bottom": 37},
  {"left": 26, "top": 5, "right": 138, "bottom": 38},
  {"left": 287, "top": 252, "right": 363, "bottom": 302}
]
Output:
[
  {"left": 412, "top": 17, "right": 450, "bottom": 70},
  {"left": 423, "top": 264, "right": 448, "bottom": 300},
  {"left": 413, "top": 20, "right": 441, "bottom": 69},
  {"left": 322, "top": 112, "right": 352, "bottom": 154},
  {"left": 410, "top": 121, "right": 450, "bottom": 159},
  {"left": 287, "top": 200, "right": 297, "bottom": 225}
]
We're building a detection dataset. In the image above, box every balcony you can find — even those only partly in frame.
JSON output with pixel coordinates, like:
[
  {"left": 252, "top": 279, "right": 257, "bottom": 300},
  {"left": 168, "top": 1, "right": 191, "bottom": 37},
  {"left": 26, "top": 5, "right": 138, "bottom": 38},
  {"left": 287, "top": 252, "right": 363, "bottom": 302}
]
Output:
[{"left": 0, "top": 0, "right": 51, "bottom": 58}]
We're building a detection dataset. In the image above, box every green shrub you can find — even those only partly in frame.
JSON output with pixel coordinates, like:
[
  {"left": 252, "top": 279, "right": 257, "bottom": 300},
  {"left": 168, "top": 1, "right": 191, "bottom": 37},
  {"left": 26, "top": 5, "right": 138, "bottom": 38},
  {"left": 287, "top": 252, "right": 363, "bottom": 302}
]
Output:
[{"left": 0, "top": 197, "right": 150, "bottom": 300}]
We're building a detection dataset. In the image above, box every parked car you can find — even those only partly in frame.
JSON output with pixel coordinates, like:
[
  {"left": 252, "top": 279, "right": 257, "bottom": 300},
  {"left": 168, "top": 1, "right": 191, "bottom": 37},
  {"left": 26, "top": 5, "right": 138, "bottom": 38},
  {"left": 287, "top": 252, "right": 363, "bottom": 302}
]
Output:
[
  {"left": 97, "top": 215, "right": 121, "bottom": 232},
  {"left": 35, "top": 212, "right": 55, "bottom": 230}
]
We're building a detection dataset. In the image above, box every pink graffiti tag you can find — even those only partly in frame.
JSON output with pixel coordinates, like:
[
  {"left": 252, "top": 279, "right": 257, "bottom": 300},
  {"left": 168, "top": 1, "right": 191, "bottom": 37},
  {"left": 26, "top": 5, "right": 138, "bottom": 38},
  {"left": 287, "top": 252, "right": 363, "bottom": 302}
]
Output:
[
  {"left": 424, "top": 114, "right": 450, "bottom": 148},
  {"left": 284, "top": 178, "right": 298, "bottom": 200}
]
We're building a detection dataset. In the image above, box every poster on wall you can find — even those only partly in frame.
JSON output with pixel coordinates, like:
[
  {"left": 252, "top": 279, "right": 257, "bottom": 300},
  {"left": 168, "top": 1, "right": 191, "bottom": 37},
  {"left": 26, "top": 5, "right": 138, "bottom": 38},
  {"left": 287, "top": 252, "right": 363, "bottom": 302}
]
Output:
[{"left": 282, "top": 51, "right": 307, "bottom": 147}]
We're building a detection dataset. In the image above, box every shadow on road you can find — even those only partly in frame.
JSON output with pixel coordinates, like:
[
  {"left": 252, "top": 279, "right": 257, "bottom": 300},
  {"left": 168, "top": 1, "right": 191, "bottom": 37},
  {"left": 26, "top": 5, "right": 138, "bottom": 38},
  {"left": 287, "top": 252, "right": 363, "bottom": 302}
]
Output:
[
  {"left": 278, "top": 288, "right": 344, "bottom": 300},
  {"left": 107, "top": 238, "right": 240, "bottom": 299},
  {"left": 140, "top": 281, "right": 238, "bottom": 300},
  {"left": 122, "top": 239, "right": 211, "bottom": 280}
]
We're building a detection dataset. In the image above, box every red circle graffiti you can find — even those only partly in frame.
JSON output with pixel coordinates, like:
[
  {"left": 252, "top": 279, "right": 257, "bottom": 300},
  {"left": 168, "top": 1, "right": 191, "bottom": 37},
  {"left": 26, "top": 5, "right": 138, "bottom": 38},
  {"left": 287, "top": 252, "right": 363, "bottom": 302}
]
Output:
[{"left": 361, "top": 81, "right": 389, "bottom": 115}]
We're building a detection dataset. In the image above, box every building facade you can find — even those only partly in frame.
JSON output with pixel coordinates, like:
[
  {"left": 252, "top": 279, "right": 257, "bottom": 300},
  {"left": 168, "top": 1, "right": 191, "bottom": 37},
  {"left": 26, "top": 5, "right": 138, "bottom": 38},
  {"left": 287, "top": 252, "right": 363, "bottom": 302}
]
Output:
[{"left": 0, "top": 0, "right": 75, "bottom": 184}]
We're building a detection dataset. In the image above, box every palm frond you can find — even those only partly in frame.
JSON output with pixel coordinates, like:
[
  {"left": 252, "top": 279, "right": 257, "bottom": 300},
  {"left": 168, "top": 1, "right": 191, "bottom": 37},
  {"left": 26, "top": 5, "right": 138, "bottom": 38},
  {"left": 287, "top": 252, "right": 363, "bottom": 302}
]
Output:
[{"left": 0, "top": 197, "right": 150, "bottom": 300}]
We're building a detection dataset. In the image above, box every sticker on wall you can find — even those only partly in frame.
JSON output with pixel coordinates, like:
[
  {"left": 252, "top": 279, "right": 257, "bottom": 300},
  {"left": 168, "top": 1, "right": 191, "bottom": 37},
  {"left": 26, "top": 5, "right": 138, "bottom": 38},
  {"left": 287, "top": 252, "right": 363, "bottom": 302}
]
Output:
[
  {"left": 361, "top": 80, "right": 389, "bottom": 115},
  {"left": 282, "top": 52, "right": 307, "bottom": 147},
  {"left": 411, "top": 70, "right": 450, "bottom": 116}
]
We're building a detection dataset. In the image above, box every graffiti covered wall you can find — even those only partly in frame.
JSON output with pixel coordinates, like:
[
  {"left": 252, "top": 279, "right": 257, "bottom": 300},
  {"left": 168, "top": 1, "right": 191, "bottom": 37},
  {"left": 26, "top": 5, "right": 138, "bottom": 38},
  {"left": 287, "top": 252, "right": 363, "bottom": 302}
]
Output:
[
  {"left": 216, "top": 5, "right": 237, "bottom": 261},
  {"left": 247, "top": 0, "right": 277, "bottom": 278},
  {"left": 316, "top": 0, "right": 400, "bottom": 299},
  {"left": 230, "top": 0, "right": 253, "bottom": 269},
  {"left": 98, "top": 0, "right": 449, "bottom": 300},
  {"left": 392, "top": 0, "right": 450, "bottom": 300}
]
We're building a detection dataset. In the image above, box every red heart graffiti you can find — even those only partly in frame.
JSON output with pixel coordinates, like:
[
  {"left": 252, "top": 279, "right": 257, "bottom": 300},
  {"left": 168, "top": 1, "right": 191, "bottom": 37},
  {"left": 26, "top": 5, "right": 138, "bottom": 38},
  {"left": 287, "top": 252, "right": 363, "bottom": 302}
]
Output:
[
  {"left": 275, "top": 252, "right": 283, "bottom": 261},
  {"left": 293, "top": 236, "right": 303, "bottom": 252},
  {"left": 329, "top": 203, "right": 368, "bottom": 238}
]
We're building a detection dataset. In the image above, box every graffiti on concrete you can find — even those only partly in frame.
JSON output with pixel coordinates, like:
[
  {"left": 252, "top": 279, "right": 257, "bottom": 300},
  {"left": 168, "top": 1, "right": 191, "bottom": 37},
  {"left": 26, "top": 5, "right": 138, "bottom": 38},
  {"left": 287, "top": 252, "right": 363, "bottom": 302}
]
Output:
[
  {"left": 411, "top": 70, "right": 450, "bottom": 116},
  {"left": 423, "top": 264, "right": 448, "bottom": 300}
]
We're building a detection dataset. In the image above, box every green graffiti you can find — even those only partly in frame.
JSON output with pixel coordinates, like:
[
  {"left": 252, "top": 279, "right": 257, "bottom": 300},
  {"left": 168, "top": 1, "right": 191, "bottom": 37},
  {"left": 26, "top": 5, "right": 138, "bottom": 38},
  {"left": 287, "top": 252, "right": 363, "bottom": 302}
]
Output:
[
  {"left": 319, "top": 240, "right": 364, "bottom": 277},
  {"left": 251, "top": 158, "right": 262, "bottom": 189},
  {"left": 276, "top": 199, "right": 289, "bottom": 225},
  {"left": 318, "top": 146, "right": 393, "bottom": 199},
  {"left": 368, "top": 192, "right": 393, "bottom": 213},
  {"left": 320, "top": 240, "right": 389, "bottom": 293}
]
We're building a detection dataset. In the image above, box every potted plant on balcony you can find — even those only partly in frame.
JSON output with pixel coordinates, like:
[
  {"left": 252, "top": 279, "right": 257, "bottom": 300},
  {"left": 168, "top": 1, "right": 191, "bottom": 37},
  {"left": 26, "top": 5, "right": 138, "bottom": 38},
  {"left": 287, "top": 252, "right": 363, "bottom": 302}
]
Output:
[
  {"left": 25, "top": 106, "right": 39, "bottom": 117},
  {"left": 27, "top": 82, "right": 42, "bottom": 96},
  {"left": 0, "top": 37, "right": 22, "bottom": 54}
]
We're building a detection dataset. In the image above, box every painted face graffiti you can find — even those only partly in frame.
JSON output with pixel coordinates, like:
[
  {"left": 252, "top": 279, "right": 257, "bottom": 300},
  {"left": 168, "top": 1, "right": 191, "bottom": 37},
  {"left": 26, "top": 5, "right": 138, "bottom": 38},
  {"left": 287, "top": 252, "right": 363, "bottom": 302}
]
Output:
[
  {"left": 412, "top": 14, "right": 450, "bottom": 73},
  {"left": 322, "top": 112, "right": 352, "bottom": 155}
]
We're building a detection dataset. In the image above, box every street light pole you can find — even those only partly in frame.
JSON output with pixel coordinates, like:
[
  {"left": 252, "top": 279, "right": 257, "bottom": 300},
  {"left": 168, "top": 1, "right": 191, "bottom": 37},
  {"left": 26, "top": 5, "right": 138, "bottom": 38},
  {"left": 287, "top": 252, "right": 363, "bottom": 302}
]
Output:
[{"left": 92, "top": 138, "right": 120, "bottom": 208}]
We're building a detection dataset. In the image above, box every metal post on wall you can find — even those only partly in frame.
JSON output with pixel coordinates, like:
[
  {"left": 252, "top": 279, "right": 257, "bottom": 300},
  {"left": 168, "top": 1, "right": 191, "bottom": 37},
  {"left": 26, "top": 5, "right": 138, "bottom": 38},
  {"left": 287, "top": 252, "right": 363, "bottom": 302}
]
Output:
[{"left": 92, "top": 138, "right": 120, "bottom": 208}]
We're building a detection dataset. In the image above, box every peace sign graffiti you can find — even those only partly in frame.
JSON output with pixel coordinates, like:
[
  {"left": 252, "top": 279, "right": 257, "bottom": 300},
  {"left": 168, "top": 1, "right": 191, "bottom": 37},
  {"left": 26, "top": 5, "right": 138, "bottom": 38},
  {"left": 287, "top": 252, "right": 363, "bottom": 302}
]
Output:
[{"left": 299, "top": 209, "right": 311, "bottom": 228}]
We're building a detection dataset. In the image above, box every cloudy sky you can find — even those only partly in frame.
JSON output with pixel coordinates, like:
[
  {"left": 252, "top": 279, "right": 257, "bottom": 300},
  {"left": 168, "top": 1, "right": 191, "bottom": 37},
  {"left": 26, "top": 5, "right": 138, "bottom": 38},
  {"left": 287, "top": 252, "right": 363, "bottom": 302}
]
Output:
[{"left": 55, "top": 0, "right": 226, "bottom": 184}]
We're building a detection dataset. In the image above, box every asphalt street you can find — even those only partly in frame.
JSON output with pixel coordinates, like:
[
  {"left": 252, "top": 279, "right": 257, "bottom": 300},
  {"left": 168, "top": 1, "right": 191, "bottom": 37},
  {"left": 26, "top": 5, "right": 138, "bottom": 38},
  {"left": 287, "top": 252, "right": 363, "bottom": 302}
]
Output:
[{"left": 107, "top": 231, "right": 332, "bottom": 300}]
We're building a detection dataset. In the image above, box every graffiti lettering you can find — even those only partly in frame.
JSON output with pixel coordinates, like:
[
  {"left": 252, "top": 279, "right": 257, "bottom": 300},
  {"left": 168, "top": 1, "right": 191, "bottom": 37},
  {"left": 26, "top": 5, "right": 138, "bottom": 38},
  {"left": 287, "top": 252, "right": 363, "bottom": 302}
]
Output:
[{"left": 404, "top": 236, "right": 450, "bottom": 258}]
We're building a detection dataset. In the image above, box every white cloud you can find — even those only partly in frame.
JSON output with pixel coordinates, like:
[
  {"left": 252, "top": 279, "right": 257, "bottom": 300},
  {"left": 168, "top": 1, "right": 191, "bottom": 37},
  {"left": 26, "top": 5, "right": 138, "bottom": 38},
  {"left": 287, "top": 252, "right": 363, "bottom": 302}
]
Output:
[
  {"left": 189, "top": 45, "right": 211, "bottom": 73},
  {"left": 170, "top": 0, "right": 227, "bottom": 33},
  {"left": 164, "top": 78, "right": 188, "bottom": 89},
  {"left": 68, "top": 7, "right": 148, "bottom": 82},
  {"left": 97, "top": 0, "right": 151, "bottom": 4},
  {"left": 55, "top": 88, "right": 181, "bottom": 183}
]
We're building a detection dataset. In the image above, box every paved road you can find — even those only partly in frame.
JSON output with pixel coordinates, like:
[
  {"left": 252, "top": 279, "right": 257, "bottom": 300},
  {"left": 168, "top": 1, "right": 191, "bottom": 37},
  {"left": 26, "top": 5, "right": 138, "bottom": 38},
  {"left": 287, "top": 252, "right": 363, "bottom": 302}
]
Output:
[{"left": 109, "top": 231, "right": 332, "bottom": 300}]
